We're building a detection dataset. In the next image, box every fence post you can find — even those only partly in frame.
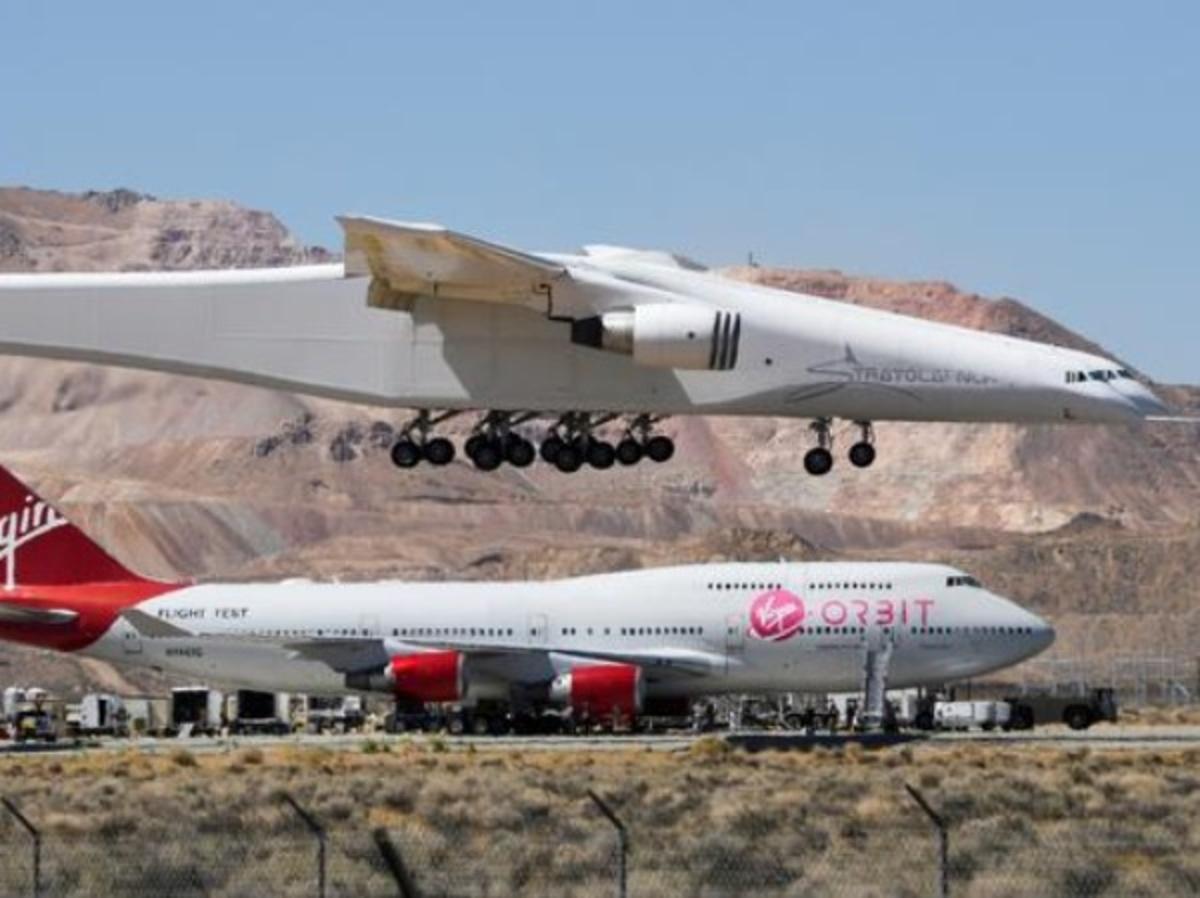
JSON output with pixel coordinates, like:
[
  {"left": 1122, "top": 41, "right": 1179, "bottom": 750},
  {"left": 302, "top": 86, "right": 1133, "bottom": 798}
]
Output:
[
  {"left": 372, "top": 828, "right": 420, "bottom": 898},
  {"left": 282, "top": 793, "right": 326, "bottom": 898},
  {"left": 1, "top": 797, "right": 40, "bottom": 898},
  {"left": 588, "top": 789, "right": 627, "bottom": 898},
  {"left": 904, "top": 783, "right": 949, "bottom": 898}
]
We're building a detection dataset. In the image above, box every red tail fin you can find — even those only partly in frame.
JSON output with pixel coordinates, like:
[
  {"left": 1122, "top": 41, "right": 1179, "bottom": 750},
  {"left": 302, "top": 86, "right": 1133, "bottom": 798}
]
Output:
[{"left": 0, "top": 465, "right": 146, "bottom": 587}]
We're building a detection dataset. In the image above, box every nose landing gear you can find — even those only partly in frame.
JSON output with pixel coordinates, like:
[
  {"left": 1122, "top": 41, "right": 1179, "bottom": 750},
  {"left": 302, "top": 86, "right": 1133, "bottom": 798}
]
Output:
[
  {"left": 803, "top": 419, "right": 834, "bottom": 476},
  {"left": 848, "top": 421, "right": 876, "bottom": 469},
  {"left": 802, "top": 419, "right": 877, "bottom": 476}
]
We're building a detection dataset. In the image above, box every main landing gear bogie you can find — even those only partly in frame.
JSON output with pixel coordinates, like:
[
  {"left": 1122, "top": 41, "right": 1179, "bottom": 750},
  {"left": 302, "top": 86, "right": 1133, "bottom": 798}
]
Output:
[{"left": 389, "top": 411, "right": 460, "bottom": 469}]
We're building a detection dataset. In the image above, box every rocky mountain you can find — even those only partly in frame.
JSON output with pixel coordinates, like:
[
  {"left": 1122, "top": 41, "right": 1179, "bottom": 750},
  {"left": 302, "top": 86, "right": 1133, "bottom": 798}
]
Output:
[{"left": 0, "top": 186, "right": 1196, "bottom": 698}]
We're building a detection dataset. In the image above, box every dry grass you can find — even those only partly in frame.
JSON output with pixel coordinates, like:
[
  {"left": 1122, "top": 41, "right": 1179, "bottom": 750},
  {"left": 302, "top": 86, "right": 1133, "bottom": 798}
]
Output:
[{"left": 0, "top": 741, "right": 1198, "bottom": 896}]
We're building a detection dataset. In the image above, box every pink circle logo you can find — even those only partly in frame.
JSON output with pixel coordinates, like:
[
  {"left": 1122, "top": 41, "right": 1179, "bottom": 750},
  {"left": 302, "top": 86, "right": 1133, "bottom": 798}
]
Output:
[{"left": 749, "top": 589, "right": 806, "bottom": 641}]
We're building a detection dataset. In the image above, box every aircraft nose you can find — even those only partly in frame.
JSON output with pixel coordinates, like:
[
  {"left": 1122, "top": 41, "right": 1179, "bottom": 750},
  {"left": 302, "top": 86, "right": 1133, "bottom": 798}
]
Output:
[
  {"left": 1124, "top": 382, "right": 1171, "bottom": 418},
  {"left": 1029, "top": 613, "right": 1056, "bottom": 654}
]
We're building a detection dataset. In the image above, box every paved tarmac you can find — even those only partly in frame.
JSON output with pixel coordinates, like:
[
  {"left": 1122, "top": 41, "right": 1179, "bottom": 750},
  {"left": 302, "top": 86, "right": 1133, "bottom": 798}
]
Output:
[{"left": 3, "top": 724, "right": 1199, "bottom": 756}]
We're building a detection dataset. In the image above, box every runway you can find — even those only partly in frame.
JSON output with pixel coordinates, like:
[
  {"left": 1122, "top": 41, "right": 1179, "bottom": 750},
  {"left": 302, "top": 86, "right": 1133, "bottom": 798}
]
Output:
[{"left": 3, "top": 724, "right": 1199, "bottom": 756}]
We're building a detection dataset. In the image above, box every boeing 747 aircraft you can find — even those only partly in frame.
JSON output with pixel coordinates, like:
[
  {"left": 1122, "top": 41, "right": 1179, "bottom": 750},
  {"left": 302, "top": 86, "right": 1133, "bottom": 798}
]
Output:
[
  {"left": 0, "top": 217, "right": 1172, "bottom": 475},
  {"left": 0, "top": 465, "right": 1053, "bottom": 730}
]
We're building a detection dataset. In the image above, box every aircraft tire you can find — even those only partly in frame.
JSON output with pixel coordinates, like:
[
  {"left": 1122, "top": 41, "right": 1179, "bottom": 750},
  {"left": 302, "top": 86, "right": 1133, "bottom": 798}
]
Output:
[
  {"left": 645, "top": 435, "right": 675, "bottom": 463},
  {"left": 848, "top": 441, "right": 876, "bottom": 468},
  {"left": 472, "top": 440, "right": 504, "bottom": 471},
  {"left": 539, "top": 436, "right": 564, "bottom": 464},
  {"left": 586, "top": 440, "right": 616, "bottom": 469},
  {"left": 803, "top": 447, "right": 834, "bottom": 476},
  {"left": 390, "top": 440, "right": 423, "bottom": 468},
  {"left": 423, "top": 437, "right": 456, "bottom": 466},
  {"left": 616, "top": 438, "right": 643, "bottom": 465},
  {"left": 555, "top": 444, "right": 584, "bottom": 473},
  {"left": 505, "top": 436, "right": 536, "bottom": 468},
  {"left": 465, "top": 434, "right": 486, "bottom": 461}
]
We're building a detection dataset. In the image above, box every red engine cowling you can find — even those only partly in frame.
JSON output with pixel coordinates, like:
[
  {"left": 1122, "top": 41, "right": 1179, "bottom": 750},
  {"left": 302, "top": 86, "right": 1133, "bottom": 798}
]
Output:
[
  {"left": 387, "top": 651, "right": 466, "bottom": 703},
  {"left": 550, "top": 663, "right": 643, "bottom": 722}
]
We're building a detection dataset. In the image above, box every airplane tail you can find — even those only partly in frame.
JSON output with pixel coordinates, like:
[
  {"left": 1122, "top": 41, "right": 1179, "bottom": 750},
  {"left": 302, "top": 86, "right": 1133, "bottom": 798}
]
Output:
[{"left": 0, "top": 465, "right": 147, "bottom": 587}]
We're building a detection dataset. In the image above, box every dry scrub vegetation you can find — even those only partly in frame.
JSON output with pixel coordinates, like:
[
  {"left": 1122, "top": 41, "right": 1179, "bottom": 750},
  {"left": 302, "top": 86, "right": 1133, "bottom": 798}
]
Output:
[{"left": 0, "top": 741, "right": 1197, "bottom": 896}]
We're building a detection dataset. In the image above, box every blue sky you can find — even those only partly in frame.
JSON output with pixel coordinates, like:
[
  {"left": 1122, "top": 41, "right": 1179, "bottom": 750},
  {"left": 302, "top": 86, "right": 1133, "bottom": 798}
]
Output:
[{"left": 3, "top": 2, "right": 1197, "bottom": 382}]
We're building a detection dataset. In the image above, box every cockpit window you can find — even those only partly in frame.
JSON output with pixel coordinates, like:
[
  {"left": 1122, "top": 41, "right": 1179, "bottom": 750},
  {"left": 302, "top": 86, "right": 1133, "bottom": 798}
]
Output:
[
  {"left": 1068, "top": 368, "right": 1130, "bottom": 384},
  {"left": 946, "top": 575, "right": 982, "bottom": 588}
]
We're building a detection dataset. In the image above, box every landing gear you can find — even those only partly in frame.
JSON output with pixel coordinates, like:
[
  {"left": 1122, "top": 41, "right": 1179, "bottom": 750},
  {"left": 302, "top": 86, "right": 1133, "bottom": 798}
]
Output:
[
  {"left": 848, "top": 421, "right": 876, "bottom": 469},
  {"left": 616, "top": 438, "right": 643, "bottom": 466},
  {"left": 803, "top": 418, "right": 834, "bottom": 476},
  {"left": 390, "top": 440, "right": 422, "bottom": 469},
  {"left": 389, "top": 411, "right": 461, "bottom": 469},
  {"left": 387, "top": 409, "right": 682, "bottom": 474},
  {"left": 504, "top": 433, "right": 536, "bottom": 468},
  {"left": 645, "top": 434, "right": 675, "bottom": 463},
  {"left": 585, "top": 439, "right": 616, "bottom": 469},
  {"left": 424, "top": 437, "right": 455, "bottom": 466}
]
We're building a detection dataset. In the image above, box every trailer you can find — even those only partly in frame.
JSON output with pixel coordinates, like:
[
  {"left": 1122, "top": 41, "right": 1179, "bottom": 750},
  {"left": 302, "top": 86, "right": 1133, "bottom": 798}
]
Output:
[
  {"left": 933, "top": 700, "right": 1013, "bottom": 731},
  {"left": 226, "top": 690, "right": 292, "bottom": 735},
  {"left": 70, "top": 694, "right": 127, "bottom": 737},
  {"left": 306, "top": 695, "right": 366, "bottom": 734},
  {"left": 170, "top": 687, "right": 224, "bottom": 736},
  {"left": 123, "top": 697, "right": 171, "bottom": 736}
]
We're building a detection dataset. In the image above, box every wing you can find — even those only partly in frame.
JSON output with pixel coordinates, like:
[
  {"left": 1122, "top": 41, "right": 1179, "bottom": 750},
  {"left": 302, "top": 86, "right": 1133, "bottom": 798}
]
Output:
[
  {"left": 340, "top": 216, "right": 567, "bottom": 311},
  {"left": 117, "top": 612, "right": 720, "bottom": 683}
]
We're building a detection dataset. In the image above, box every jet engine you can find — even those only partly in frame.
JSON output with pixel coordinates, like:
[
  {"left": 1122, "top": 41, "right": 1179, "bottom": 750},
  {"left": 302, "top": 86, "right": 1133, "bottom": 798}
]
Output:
[
  {"left": 570, "top": 305, "right": 741, "bottom": 370},
  {"left": 345, "top": 650, "right": 466, "bottom": 702},
  {"left": 549, "top": 663, "right": 644, "bottom": 721}
]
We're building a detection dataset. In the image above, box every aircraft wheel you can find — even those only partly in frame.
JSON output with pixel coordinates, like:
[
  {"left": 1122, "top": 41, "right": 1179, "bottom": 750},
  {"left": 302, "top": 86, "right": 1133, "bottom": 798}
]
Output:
[
  {"left": 645, "top": 435, "right": 675, "bottom": 463},
  {"left": 554, "top": 444, "right": 584, "bottom": 473},
  {"left": 616, "top": 438, "right": 643, "bottom": 466},
  {"left": 803, "top": 447, "right": 834, "bottom": 476},
  {"left": 586, "top": 440, "right": 616, "bottom": 470},
  {"left": 423, "top": 437, "right": 456, "bottom": 466},
  {"left": 505, "top": 436, "right": 536, "bottom": 468},
  {"left": 848, "top": 441, "right": 876, "bottom": 469},
  {"left": 539, "top": 436, "right": 563, "bottom": 464},
  {"left": 390, "top": 440, "right": 422, "bottom": 469},
  {"left": 464, "top": 434, "right": 486, "bottom": 461},
  {"left": 472, "top": 440, "right": 504, "bottom": 471}
]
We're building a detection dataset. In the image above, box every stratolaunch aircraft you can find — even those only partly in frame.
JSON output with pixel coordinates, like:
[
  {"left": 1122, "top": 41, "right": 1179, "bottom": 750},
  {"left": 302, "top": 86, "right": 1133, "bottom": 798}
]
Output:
[
  {"left": 0, "top": 465, "right": 1053, "bottom": 729},
  {"left": 0, "top": 217, "right": 1172, "bottom": 475}
]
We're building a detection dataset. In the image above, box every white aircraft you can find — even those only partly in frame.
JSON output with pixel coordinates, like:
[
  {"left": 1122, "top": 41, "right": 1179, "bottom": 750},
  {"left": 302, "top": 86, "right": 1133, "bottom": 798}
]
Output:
[
  {"left": 0, "top": 465, "right": 1053, "bottom": 729},
  {"left": 0, "top": 216, "right": 1170, "bottom": 474}
]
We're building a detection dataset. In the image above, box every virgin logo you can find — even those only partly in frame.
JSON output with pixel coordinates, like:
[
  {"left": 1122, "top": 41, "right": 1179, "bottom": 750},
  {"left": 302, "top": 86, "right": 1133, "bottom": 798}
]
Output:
[
  {"left": 748, "top": 588, "right": 806, "bottom": 642},
  {"left": 0, "top": 496, "right": 67, "bottom": 589}
]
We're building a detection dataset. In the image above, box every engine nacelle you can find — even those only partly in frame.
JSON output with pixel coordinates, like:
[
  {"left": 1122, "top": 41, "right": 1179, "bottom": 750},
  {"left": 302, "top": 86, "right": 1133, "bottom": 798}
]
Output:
[
  {"left": 570, "top": 304, "right": 742, "bottom": 370},
  {"left": 549, "top": 663, "right": 643, "bottom": 722},
  {"left": 345, "top": 650, "right": 466, "bottom": 703}
]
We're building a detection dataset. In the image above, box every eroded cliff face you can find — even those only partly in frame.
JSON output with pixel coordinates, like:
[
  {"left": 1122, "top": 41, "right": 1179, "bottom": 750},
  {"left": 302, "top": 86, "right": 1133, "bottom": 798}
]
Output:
[{"left": 0, "top": 186, "right": 1196, "bottom": 694}]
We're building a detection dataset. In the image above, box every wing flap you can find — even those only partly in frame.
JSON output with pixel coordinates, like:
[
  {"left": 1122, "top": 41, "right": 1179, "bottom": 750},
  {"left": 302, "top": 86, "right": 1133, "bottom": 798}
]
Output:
[{"left": 339, "top": 215, "right": 566, "bottom": 310}]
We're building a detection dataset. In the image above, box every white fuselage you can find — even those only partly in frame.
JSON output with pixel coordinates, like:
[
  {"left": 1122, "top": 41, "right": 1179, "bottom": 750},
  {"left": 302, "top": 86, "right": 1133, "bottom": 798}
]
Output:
[
  {"left": 0, "top": 260, "right": 1165, "bottom": 424},
  {"left": 84, "top": 562, "right": 1054, "bottom": 701}
]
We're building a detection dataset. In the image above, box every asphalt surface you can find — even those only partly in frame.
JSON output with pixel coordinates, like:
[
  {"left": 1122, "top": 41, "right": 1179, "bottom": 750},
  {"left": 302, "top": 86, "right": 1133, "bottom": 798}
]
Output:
[{"left": 3, "top": 725, "right": 1200, "bottom": 756}]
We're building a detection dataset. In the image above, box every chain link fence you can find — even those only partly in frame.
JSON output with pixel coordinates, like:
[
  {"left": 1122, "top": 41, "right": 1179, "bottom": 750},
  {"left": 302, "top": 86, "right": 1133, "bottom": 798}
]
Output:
[{"left": 1, "top": 784, "right": 1198, "bottom": 896}]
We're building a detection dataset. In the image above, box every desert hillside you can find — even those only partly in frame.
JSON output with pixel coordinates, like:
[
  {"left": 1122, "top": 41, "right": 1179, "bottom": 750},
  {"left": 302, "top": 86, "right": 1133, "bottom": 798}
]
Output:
[{"left": 0, "top": 186, "right": 1196, "bottom": 696}]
